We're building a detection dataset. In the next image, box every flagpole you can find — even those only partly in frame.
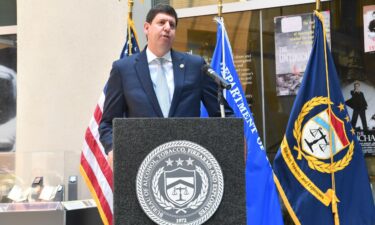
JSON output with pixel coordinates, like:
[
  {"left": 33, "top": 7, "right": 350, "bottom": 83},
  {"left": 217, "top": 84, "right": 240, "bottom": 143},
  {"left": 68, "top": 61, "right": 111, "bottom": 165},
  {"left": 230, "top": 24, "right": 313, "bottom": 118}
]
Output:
[
  {"left": 216, "top": 0, "right": 226, "bottom": 118},
  {"left": 314, "top": 8, "right": 340, "bottom": 225},
  {"left": 127, "top": 0, "right": 134, "bottom": 55},
  {"left": 316, "top": 0, "right": 320, "bottom": 11},
  {"left": 218, "top": 0, "right": 223, "bottom": 18}
]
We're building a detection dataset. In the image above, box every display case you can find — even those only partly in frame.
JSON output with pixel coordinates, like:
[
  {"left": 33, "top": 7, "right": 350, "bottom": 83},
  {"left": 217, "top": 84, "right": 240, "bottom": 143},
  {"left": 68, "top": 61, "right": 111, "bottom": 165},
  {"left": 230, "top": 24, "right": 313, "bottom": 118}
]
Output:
[
  {"left": 0, "top": 200, "right": 101, "bottom": 225},
  {"left": 0, "top": 151, "right": 102, "bottom": 225}
]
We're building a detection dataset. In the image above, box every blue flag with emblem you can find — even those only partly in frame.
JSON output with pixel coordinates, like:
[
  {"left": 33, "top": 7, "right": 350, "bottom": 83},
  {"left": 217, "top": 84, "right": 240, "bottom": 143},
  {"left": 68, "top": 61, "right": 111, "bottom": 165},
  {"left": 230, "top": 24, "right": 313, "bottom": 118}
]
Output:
[
  {"left": 206, "top": 17, "right": 284, "bottom": 225},
  {"left": 273, "top": 11, "right": 375, "bottom": 225}
]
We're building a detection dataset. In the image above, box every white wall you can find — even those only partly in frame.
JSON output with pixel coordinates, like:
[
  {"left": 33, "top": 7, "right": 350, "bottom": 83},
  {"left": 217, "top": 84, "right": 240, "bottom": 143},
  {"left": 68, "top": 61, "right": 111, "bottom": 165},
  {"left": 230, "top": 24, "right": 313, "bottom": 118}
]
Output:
[{"left": 16, "top": 0, "right": 149, "bottom": 199}]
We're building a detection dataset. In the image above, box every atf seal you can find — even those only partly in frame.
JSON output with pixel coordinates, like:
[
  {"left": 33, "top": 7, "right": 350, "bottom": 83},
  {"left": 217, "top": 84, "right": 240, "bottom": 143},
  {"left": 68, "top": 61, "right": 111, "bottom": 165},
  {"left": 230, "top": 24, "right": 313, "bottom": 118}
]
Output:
[{"left": 136, "top": 140, "right": 224, "bottom": 225}]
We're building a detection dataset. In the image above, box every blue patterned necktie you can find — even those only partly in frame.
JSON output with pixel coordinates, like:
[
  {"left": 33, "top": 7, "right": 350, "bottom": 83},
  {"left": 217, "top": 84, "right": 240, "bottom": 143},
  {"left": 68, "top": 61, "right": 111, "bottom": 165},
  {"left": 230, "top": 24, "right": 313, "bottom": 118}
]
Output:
[{"left": 154, "top": 58, "right": 171, "bottom": 117}]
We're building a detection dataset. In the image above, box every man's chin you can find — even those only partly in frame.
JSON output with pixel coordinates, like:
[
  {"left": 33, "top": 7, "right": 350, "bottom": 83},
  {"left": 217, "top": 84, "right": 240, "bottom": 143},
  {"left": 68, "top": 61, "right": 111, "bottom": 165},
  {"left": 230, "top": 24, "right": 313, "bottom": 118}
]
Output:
[{"left": 159, "top": 43, "right": 173, "bottom": 52}]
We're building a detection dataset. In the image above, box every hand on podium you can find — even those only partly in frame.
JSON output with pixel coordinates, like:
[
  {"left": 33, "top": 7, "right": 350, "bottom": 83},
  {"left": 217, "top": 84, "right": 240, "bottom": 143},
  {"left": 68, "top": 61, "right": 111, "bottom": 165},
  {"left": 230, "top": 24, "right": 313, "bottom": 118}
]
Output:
[{"left": 108, "top": 150, "right": 113, "bottom": 171}]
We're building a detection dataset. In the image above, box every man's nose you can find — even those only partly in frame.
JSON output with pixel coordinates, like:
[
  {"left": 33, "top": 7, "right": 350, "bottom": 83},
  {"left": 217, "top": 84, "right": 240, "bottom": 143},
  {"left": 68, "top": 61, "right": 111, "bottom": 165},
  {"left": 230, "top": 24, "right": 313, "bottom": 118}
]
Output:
[{"left": 163, "top": 22, "right": 171, "bottom": 31}]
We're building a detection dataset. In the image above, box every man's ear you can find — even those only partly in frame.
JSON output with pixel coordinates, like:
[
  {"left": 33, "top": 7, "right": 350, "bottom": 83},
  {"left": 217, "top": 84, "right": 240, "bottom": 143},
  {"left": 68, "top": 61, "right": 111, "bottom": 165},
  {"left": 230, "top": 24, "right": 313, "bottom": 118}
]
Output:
[{"left": 144, "top": 22, "right": 150, "bottom": 36}]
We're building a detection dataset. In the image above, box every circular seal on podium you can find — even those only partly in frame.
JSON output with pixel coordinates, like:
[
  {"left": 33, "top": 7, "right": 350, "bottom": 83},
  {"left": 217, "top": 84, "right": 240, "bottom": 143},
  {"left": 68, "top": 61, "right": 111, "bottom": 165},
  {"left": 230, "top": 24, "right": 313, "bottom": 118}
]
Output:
[{"left": 136, "top": 140, "right": 224, "bottom": 225}]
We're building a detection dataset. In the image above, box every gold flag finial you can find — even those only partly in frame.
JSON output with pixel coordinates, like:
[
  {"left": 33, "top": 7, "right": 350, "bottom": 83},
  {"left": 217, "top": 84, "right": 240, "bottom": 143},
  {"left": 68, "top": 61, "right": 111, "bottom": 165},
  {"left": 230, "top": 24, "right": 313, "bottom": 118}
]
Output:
[
  {"left": 128, "top": 0, "right": 134, "bottom": 19},
  {"left": 316, "top": 0, "right": 320, "bottom": 11},
  {"left": 127, "top": 0, "right": 135, "bottom": 55},
  {"left": 218, "top": 0, "right": 223, "bottom": 17}
]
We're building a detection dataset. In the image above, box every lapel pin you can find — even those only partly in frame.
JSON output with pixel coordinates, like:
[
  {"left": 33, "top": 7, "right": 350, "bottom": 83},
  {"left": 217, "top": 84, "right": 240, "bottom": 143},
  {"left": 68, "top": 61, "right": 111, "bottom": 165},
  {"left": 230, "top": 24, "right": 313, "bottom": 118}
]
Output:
[{"left": 180, "top": 64, "right": 184, "bottom": 68}]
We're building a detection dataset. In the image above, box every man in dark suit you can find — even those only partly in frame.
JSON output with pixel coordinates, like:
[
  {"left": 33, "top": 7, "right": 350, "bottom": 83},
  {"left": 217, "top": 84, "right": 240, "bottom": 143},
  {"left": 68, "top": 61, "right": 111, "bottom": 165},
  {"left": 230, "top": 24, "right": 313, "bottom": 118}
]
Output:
[
  {"left": 99, "top": 4, "right": 233, "bottom": 168},
  {"left": 348, "top": 81, "right": 368, "bottom": 131}
]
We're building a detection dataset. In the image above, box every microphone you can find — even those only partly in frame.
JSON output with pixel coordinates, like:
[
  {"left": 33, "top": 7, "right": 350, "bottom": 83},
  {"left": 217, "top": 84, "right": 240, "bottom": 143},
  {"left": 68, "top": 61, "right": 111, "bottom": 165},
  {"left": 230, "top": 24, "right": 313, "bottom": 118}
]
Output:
[{"left": 202, "top": 64, "right": 231, "bottom": 90}]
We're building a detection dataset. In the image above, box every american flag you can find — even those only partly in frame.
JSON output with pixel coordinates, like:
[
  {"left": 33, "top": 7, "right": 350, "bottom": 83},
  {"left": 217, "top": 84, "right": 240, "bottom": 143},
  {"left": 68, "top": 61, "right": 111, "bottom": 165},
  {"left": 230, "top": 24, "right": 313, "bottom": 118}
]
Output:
[{"left": 80, "top": 18, "right": 140, "bottom": 225}]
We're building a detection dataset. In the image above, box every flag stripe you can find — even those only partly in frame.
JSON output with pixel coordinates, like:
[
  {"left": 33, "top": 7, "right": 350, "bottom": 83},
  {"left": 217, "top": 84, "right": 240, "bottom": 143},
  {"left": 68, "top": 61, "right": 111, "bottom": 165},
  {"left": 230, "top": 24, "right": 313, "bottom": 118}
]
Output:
[
  {"left": 83, "top": 129, "right": 113, "bottom": 191},
  {"left": 93, "top": 92, "right": 105, "bottom": 123},
  {"left": 80, "top": 166, "right": 110, "bottom": 225},
  {"left": 85, "top": 118, "right": 112, "bottom": 182},
  {"left": 80, "top": 150, "right": 112, "bottom": 208},
  {"left": 94, "top": 104, "right": 103, "bottom": 125},
  {"left": 80, "top": 156, "right": 113, "bottom": 225}
]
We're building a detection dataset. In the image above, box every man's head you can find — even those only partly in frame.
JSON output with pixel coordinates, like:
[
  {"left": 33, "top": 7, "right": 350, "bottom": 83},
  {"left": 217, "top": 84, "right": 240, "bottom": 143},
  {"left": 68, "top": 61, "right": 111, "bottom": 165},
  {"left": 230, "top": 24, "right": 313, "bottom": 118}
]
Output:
[
  {"left": 146, "top": 4, "right": 178, "bottom": 26},
  {"left": 354, "top": 81, "right": 360, "bottom": 88},
  {"left": 144, "top": 4, "right": 178, "bottom": 57}
]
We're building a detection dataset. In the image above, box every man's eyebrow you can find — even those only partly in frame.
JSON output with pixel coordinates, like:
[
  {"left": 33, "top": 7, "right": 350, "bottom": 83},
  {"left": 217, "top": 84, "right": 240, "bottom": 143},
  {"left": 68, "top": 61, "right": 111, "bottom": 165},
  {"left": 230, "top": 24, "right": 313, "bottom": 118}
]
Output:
[{"left": 159, "top": 18, "right": 175, "bottom": 23}]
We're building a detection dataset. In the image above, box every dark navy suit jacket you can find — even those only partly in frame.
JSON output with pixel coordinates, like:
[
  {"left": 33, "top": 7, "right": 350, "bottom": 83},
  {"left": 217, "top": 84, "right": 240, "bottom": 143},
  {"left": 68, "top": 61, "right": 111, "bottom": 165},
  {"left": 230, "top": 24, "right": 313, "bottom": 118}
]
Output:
[{"left": 99, "top": 49, "right": 233, "bottom": 153}]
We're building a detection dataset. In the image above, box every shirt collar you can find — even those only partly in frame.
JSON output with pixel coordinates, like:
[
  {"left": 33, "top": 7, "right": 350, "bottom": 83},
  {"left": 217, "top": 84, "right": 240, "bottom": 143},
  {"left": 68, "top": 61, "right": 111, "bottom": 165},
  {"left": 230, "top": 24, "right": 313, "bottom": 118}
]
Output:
[{"left": 146, "top": 47, "right": 172, "bottom": 63}]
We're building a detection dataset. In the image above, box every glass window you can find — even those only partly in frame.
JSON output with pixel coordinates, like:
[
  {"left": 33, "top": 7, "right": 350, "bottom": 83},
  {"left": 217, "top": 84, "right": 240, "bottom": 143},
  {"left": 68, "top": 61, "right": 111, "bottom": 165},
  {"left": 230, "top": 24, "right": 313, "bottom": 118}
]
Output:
[
  {"left": 261, "top": 3, "right": 321, "bottom": 161},
  {"left": 174, "top": 11, "right": 263, "bottom": 138},
  {"left": 174, "top": 1, "right": 375, "bottom": 176}
]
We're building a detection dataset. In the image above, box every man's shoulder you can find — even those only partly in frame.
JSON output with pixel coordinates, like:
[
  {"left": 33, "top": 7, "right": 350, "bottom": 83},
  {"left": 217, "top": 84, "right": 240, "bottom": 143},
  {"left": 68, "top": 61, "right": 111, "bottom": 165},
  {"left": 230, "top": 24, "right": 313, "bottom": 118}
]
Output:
[
  {"left": 113, "top": 53, "right": 140, "bottom": 66},
  {"left": 115, "top": 53, "right": 139, "bottom": 63}
]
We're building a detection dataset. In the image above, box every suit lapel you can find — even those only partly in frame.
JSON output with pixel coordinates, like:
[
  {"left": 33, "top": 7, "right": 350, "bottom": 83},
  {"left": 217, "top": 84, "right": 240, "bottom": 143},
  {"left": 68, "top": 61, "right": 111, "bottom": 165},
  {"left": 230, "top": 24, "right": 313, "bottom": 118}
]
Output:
[
  {"left": 169, "top": 50, "right": 186, "bottom": 116},
  {"left": 134, "top": 50, "right": 164, "bottom": 117}
]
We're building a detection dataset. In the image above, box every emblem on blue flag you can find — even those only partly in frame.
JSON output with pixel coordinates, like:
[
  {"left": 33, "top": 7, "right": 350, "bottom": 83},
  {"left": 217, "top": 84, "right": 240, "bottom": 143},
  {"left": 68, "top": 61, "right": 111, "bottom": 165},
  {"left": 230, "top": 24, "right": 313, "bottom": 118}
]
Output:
[{"left": 301, "top": 108, "right": 350, "bottom": 159}]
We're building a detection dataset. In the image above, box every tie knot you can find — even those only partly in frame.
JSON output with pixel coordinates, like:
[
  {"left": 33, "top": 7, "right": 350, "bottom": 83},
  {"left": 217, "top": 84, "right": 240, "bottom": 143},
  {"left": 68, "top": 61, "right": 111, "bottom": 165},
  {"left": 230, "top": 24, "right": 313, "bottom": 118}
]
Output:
[{"left": 156, "top": 57, "right": 165, "bottom": 65}]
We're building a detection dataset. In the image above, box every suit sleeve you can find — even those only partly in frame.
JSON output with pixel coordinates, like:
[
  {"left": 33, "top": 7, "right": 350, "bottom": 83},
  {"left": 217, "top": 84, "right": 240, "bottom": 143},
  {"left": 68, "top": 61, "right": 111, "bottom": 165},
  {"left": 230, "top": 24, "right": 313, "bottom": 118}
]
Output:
[{"left": 99, "top": 62, "right": 126, "bottom": 154}]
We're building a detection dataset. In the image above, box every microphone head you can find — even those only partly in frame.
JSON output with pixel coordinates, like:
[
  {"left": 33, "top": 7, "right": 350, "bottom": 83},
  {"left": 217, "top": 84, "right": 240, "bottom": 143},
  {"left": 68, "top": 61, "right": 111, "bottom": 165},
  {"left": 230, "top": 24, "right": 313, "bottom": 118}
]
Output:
[
  {"left": 202, "top": 64, "right": 210, "bottom": 72},
  {"left": 202, "top": 64, "right": 231, "bottom": 90}
]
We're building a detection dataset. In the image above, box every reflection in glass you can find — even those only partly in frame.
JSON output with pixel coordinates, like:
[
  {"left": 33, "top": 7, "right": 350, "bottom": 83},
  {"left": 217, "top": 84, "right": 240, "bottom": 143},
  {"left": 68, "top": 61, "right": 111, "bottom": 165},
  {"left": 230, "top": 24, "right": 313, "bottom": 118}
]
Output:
[
  {"left": 0, "top": 34, "right": 16, "bottom": 152},
  {"left": 174, "top": 11, "right": 263, "bottom": 138}
]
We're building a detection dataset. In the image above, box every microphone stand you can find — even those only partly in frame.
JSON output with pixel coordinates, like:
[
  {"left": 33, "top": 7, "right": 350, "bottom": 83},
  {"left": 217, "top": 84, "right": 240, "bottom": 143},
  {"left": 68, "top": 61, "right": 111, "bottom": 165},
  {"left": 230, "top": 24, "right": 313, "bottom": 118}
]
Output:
[{"left": 218, "top": 86, "right": 226, "bottom": 118}]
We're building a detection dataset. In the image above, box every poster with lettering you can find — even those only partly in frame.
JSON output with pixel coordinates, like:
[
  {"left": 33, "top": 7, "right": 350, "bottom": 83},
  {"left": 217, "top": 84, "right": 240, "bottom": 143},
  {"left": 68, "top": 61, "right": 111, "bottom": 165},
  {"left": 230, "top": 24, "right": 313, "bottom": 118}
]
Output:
[
  {"left": 274, "top": 11, "right": 330, "bottom": 96},
  {"left": 343, "top": 81, "right": 375, "bottom": 155},
  {"left": 364, "top": 5, "right": 375, "bottom": 53}
]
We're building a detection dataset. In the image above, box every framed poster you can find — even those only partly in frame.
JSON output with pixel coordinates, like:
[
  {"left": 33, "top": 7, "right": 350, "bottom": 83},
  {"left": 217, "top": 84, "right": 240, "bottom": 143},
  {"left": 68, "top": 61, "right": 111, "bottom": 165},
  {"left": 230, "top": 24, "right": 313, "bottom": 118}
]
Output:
[
  {"left": 343, "top": 81, "right": 375, "bottom": 155},
  {"left": 274, "top": 11, "right": 331, "bottom": 96}
]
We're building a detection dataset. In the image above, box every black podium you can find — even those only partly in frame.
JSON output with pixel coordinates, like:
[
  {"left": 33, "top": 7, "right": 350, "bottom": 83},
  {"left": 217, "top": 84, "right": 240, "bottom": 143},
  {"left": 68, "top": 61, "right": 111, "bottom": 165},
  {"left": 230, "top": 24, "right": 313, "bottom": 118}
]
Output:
[{"left": 113, "top": 118, "right": 246, "bottom": 225}]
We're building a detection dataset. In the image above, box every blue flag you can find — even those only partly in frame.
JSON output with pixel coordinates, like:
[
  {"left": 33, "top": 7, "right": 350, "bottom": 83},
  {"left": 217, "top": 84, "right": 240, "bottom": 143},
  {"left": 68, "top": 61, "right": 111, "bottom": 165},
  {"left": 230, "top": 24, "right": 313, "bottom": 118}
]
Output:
[
  {"left": 208, "top": 17, "right": 284, "bottom": 225},
  {"left": 273, "top": 12, "right": 375, "bottom": 225}
]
